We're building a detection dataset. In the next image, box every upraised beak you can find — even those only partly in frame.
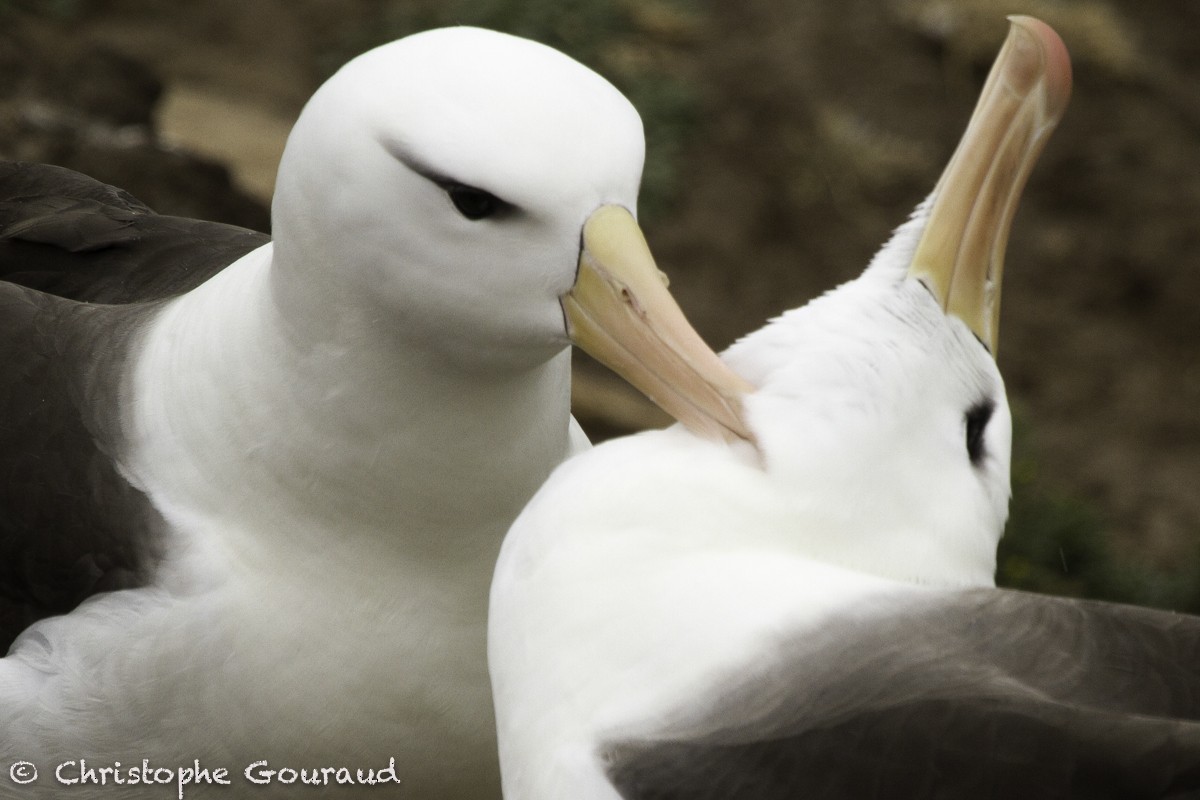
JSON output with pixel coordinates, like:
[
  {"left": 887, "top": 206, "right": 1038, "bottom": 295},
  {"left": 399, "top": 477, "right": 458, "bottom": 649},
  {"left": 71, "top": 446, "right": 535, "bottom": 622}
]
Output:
[
  {"left": 563, "top": 205, "right": 754, "bottom": 442},
  {"left": 908, "top": 16, "right": 1072, "bottom": 353}
]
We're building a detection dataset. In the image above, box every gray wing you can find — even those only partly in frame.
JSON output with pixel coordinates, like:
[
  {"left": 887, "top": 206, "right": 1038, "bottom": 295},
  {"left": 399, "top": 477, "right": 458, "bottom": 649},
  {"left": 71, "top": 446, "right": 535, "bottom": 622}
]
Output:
[
  {"left": 602, "top": 588, "right": 1200, "bottom": 800},
  {"left": 0, "top": 161, "right": 268, "bottom": 649},
  {"left": 0, "top": 160, "right": 268, "bottom": 302}
]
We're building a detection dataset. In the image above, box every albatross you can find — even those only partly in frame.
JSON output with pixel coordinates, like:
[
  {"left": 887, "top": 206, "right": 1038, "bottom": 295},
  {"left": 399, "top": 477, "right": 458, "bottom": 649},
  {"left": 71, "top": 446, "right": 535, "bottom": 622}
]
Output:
[
  {"left": 490, "top": 17, "right": 1200, "bottom": 799},
  {"left": 0, "top": 26, "right": 750, "bottom": 799}
]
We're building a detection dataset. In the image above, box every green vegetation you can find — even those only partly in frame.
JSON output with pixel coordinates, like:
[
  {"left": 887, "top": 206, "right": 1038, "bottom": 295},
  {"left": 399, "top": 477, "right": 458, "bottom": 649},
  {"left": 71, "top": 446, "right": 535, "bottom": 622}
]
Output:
[
  {"left": 997, "top": 410, "right": 1200, "bottom": 612},
  {"left": 323, "top": 0, "right": 707, "bottom": 220}
]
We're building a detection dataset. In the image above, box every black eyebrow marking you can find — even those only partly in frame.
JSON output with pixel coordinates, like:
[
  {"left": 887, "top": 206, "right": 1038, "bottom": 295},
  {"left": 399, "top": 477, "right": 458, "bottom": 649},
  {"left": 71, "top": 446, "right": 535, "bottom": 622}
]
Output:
[
  {"left": 380, "top": 136, "right": 513, "bottom": 208},
  {"left": 381, "top": 136, "right": 454, "bottom": 186}
]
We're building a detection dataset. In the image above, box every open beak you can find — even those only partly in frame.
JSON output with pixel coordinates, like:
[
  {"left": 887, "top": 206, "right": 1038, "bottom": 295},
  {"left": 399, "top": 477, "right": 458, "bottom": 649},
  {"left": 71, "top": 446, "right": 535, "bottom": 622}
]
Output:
[
  {"left": 908, "top": 16, "right": 1072, "bottom": 353},
  {"left": 563, "top": 205, "right": 754, "bottom": 443}
]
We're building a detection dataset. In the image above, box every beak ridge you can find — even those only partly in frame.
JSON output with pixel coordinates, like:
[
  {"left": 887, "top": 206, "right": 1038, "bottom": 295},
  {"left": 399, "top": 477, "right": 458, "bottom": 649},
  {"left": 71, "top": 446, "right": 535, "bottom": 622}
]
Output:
[
  {"left": 909, "top": 15, "right": 1072, "bottom": 353},
  {"left": 564, "top": 205, "right": 755, "bottom": 443}
]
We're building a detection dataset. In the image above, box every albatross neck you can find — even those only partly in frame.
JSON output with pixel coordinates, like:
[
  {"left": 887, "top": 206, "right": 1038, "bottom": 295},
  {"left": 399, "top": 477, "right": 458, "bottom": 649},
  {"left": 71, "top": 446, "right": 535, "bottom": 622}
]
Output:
[{"left": 126, "top": 241, "right": 574, "bottom": 566}]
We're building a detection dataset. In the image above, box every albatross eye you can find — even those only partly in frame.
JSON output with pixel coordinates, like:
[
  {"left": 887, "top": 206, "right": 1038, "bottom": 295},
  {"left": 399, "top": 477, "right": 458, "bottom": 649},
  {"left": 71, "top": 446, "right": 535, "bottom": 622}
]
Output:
[
  {"left": 965, "top": 400, "right": 995, "bottom": 466},
  {"left": 447, "top": 184, "right": 504, "bottom": 221}
]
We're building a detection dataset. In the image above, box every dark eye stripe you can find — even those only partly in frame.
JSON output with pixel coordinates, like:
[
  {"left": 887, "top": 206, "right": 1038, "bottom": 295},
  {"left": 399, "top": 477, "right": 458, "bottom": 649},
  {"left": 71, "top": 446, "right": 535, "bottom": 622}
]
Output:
[
  {"left": 382, "top": 138, "right": 513, "bottom": 221},
  {"left": 965, "top": 400, "right": 995, "bottom": 466}
]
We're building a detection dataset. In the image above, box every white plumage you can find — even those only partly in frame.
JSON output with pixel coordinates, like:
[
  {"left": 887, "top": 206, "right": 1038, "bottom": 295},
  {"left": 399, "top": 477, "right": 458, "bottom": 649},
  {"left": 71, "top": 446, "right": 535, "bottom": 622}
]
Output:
[
  {"left": 0, "top": 26, "right": 747, "bottom": 799},
  {"left": 488, "top": 184, "right": 1013, "bottom": 800}
]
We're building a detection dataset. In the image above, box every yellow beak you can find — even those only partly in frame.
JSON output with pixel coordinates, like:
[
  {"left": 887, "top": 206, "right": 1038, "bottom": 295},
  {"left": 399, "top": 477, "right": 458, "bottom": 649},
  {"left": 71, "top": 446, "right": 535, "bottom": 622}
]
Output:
[
  {"left": 563, "top": 205, "right": 754, "bottom": 443},
  {"left": 908, "top": 16, "right": 1072, "bottom": 353}
]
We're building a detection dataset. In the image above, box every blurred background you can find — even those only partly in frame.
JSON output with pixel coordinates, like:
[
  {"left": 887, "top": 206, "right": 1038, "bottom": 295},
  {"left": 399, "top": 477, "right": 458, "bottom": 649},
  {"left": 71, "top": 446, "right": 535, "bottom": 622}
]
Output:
[{"left": 1, "top": 0, "right": 1197, "bottom": 608}]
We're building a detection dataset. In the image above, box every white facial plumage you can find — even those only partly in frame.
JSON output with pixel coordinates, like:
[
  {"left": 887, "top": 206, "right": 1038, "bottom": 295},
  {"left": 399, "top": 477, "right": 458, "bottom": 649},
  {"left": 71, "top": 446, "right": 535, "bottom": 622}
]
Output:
[
  {"left": 723, "top": 207, "right": 1013, "bottom": 586},
  {"left": 271, "top": 26, "right": 648, "bottom": 369}
]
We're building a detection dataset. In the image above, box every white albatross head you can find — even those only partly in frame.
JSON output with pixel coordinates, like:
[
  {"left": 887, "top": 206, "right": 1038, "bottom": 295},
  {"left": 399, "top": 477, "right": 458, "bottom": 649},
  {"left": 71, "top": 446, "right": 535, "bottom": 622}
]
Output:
[
  {"left": 268, "top": 26, "right": 750, "bottom": 440},
  {"left": 723, "top": 16, "right": 1071, "bottom": 583}
]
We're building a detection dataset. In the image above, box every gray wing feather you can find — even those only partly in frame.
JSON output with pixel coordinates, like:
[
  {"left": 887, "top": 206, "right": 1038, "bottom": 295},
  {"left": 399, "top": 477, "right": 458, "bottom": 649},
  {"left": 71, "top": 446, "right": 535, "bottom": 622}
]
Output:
[
  {"left": 0, "top": 161, "right": 268, "bottom": 302},
  {"left": 0, "top": 161, "right": 267, "bottom": 649},
  {"left": 603, "top": 589, "right": 1200, "bottom": 799}
]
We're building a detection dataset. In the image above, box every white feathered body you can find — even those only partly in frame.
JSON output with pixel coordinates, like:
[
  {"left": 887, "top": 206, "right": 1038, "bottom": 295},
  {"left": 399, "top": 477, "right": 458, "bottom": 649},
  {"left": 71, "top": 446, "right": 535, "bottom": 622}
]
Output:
[
  {"left": 490, "top": 213, "right": 1014, "bottom": 800},
  {"left": 2, "top": 242, "right": 575, "bottom": 798}
]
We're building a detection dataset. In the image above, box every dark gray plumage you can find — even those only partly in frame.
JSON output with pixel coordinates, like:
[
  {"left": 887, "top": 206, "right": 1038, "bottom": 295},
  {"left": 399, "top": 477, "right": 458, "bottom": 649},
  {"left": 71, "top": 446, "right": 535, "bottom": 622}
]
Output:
[
  {"left": 602, "top": 588, "right": 1200, "bottom": 800},
  {"left": 0, "top": 161, "right": 267, "bottom": 648}
]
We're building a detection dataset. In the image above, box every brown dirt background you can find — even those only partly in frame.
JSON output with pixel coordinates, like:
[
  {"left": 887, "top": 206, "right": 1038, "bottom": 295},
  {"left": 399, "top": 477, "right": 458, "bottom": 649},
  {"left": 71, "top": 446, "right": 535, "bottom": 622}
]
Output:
[{"left": 2, "top": 0, "right": 1197, "bottom": 576}]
